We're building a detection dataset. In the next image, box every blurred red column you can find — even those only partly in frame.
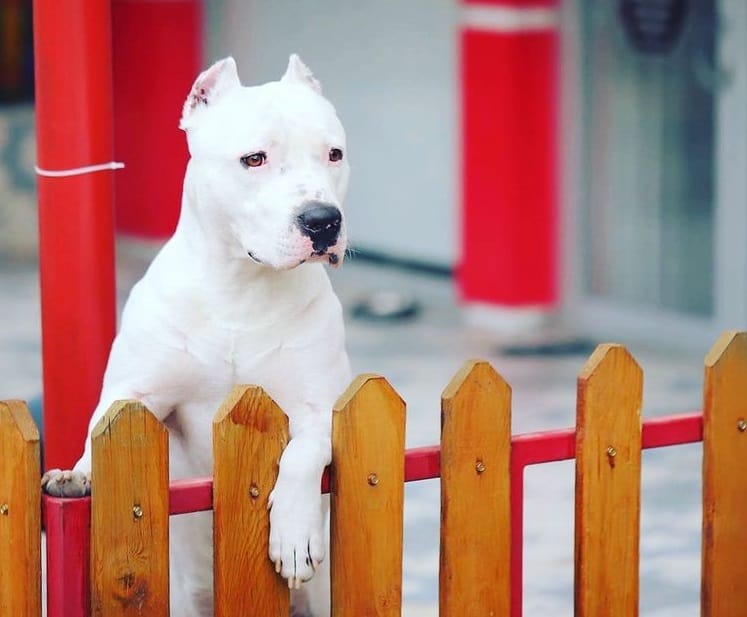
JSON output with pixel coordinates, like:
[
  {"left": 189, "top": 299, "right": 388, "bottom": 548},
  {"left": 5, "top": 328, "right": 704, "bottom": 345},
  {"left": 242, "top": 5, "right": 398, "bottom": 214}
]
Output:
[
  {"left": 33, "top": 0, "right": 118, "bottom": 469},
  {"left": 458, "top": 0, "right": 559, "bottom": 308},
  {"left": 112, "top": 0, "right": 203, "bottom": 238}
]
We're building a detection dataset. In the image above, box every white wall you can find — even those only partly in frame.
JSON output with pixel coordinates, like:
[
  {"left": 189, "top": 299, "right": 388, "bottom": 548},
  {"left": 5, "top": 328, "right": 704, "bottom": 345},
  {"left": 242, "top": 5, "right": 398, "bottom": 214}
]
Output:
[{"left": 208, "top": 0, "right": 458, "bottom": 266}]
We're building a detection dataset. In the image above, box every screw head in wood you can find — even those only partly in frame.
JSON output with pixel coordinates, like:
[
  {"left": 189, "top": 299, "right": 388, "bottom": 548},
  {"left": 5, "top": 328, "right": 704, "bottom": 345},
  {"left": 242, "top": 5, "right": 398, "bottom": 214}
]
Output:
[
  {"left": 132, "top": 505, "right": 144, "bottom": 519},
  {"left": 606, "top": 446, "right": 617, "bottom": 468},
  {"left": 475, "top": 461, "right": 486, "bottom": 474},
  {"left": 249, "top": 485, "right": 260, "bottom": 498},
  {"left": 367, "top": 473, "right": 379, "bottom": 486},
  {"left": 738, "top": 419, "right": 747, "bottom": 432},
  {"left": 0, "top": 504, "right": 8, "bottom": 516}
]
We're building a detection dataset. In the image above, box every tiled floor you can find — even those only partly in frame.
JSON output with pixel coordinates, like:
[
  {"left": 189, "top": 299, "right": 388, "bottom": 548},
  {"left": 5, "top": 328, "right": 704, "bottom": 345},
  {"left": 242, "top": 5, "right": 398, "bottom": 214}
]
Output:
[{"left": 0, "top": 244, "right": 707, "bottom": 616}]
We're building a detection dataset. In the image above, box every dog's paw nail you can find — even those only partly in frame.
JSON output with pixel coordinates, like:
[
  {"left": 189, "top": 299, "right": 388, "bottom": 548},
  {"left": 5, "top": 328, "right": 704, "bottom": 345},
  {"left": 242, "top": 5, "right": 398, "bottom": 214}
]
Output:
[
  {"left": 312, "top": 559, "right": 320, "bottom": 571},
  {"left": 41, "top": 468, "right": 60, "bottom": 487},
  {"left": 275, "top": 559, "right": 282, "bottom": 574}
]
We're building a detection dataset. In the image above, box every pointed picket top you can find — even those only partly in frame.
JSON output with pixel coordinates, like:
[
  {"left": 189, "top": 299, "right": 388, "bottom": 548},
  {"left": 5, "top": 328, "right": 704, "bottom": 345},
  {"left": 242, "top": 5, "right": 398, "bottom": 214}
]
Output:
[
  {"left": 701, "top": 331, "right": 747, "bottom": 617},
  {"left": 334, "top": 373, "right": 405, "bottom": 416},
  {"left": 577, "top": 343, "right": 644, "bottom": 422},
  {"left": 91, "top": 398, "right": 168, "bottom": 442},
  {"left": 442, "top": 359, "right": 511, "bottom": 410},
  {"left": 0, "top": 400, "right": 41, "bottom": 617},
  {"left": 440, "top": 360, "right": 511, "bottom": 616},
  {"left": 704, "top": 330, "right": 747, "bottom": 371},
  {"left": 0, "top": 399, "right": 40, "bottom": 443},
  {"left": 213, "top": 384, "right": 289, "bottom": 443},
  {"left": 578, "top": 343, "right": 642, "bottom": 384}
]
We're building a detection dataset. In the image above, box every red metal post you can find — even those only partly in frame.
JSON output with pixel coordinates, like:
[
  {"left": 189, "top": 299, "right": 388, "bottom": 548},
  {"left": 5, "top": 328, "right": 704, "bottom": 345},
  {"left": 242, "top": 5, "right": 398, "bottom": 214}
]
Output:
[
  {"left": 33, "top": 0, "right": 118, "bottom": 469},
  {"left": 43, "top": 496, "right": 91, "bottom": 617},
  {"left": 458, "top": 0, "right": 559, "bottom": 307},
  {"left": 510, "top": 461, "right": 526, "bottom": 617}
]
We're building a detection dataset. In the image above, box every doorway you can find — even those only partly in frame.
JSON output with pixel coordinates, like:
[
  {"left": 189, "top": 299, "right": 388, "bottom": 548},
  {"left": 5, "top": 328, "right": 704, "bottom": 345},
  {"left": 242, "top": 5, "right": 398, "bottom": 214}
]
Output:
[{"left": 562, "top": 0, "right": 747, "bottom": 349}]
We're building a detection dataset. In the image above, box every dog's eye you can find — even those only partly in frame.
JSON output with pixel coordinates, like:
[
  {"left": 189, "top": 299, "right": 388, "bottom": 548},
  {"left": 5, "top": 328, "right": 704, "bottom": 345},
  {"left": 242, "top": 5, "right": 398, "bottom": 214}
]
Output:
[
  {"left": 329, "top": 148, "right": 344, "bottom": 163},
  {"left": 240, "top": 152, "right": 267, "bottom": 168}
]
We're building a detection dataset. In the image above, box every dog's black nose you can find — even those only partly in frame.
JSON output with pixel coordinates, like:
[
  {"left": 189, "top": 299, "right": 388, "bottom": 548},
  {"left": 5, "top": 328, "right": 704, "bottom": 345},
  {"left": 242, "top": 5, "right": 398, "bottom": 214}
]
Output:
[{"left": 297, "top": 202, "right": 342, "bottom": 252}]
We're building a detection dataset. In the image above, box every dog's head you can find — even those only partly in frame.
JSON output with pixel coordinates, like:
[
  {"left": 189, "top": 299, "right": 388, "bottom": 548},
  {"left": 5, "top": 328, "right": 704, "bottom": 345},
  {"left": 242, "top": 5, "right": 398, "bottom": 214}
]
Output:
[{"left": 180, "top": 55, "right": 349, "bottom": 270}]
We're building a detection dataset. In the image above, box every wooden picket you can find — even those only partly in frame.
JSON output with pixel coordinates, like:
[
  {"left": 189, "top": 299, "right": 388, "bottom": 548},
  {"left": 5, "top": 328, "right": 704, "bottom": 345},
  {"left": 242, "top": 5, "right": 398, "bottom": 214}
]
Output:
[
  {"left": 701, "top": 331, "right": 747, "bottom": 617},
  {"left": 440, "top": 360, "right": 511, "bottom": 615},
  {"left": 0, "top": 400, "right": 41, "bottom": 617},
  {"left": 90, "top": 401, "right": 170, "bottom": 616},
  {"left": 330, "top": 375, "right": 406, "bottom": 616},
  {"left": 213, "top": 385, "right": 290, "bottom": 616},
  {"left": 4, "top": 332, "right": 747, "bottom": 616},
  {"left": 574, "top": 344, "right": 643, "bottom": 617}
]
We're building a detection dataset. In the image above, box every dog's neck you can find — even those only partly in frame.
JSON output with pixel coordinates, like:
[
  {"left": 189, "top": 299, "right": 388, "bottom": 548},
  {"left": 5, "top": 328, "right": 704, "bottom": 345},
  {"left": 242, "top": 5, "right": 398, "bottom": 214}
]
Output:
[{"left": 171, "top": 173, "right": 258, "bottom": 270}]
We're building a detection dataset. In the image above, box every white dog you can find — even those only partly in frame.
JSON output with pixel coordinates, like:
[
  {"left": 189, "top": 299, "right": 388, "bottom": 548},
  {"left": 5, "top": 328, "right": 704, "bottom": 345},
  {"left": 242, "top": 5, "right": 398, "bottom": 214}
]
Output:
[{"left": 42, "top": 55, "right": 351, "bottom": 616}]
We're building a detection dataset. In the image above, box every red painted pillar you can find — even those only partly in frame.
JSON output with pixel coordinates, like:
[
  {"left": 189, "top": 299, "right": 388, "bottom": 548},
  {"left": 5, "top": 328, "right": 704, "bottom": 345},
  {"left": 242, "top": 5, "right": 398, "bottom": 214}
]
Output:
[
  {"left": 112, "top": 0, "right": 203, "bottom": 238},
  {"left": 458, "top": 0, "right": 559, "bottom": 313},
  {"left": 33, "top": 0, "right": 118, "bottom": 469}
]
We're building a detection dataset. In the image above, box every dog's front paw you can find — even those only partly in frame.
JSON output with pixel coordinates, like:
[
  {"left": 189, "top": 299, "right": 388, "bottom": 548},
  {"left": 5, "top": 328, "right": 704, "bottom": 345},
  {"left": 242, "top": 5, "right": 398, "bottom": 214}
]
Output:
[
  {"left": 268, "top": 478, "right": 324, "bottom": 589},
  {"left": 42, "top": 469, "right": 91, "bottom": 497}
]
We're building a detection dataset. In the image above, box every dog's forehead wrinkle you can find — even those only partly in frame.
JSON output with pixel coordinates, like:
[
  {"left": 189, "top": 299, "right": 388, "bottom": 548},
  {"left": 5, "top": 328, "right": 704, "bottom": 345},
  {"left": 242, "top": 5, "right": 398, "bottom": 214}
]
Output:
[{"left": 216, "top": 100, "right": 344, "bottom": 158}]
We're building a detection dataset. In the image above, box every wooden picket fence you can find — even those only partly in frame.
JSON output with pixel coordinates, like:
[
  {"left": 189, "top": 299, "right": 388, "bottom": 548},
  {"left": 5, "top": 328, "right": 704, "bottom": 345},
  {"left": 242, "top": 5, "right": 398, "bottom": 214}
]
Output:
[{"left": 1, "top": 331, "right": 746, "bottom": 616}]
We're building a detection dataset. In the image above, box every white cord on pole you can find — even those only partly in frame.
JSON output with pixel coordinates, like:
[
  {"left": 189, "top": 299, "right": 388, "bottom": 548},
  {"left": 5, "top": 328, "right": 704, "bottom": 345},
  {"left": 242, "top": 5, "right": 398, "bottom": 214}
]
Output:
[{"left": 34, "top": 162, "right": 125, "bottom": 178}]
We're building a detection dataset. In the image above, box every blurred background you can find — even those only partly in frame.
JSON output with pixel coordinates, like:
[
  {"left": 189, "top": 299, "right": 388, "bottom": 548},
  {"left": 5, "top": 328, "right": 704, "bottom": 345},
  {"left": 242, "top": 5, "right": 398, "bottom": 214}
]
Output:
[{"left": 1, "top": 0, "right": 745, "bottom": 615}]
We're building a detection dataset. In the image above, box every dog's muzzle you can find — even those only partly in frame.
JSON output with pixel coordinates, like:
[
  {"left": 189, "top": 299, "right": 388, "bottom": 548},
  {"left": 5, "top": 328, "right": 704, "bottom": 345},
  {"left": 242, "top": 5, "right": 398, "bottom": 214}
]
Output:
[{"left": 297, "top": 201, "right": 342, "bottom": 253}]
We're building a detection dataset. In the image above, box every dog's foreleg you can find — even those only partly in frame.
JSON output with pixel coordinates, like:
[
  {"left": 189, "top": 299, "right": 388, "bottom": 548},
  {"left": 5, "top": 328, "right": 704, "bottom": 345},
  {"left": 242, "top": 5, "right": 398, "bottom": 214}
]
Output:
[{"left": 268, "top": 411, "right": 331, "bottom": 589}]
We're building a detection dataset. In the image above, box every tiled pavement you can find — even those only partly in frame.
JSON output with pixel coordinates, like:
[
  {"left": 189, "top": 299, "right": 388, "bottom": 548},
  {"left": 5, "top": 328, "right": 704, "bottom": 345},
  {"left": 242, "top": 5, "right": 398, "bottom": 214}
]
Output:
[{"left": 0, "top": 244, "right": 706, "bottom": 616}]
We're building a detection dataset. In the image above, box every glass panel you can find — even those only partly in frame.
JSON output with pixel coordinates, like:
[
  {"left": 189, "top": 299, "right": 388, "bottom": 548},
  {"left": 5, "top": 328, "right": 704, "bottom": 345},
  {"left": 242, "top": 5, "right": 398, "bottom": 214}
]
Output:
[{"left": 580, "top": 0, "right": 715, "bottom": 316}]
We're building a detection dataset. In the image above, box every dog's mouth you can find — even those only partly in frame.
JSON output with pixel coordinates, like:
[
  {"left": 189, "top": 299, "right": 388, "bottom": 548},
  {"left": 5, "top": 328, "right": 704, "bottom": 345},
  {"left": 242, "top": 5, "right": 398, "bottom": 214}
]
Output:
[
  {"left": 306, "top": 249, "right": 341, "bottom": 267},
  {"left": 247, "top": 249, "right": 342, "bottom": 269}
]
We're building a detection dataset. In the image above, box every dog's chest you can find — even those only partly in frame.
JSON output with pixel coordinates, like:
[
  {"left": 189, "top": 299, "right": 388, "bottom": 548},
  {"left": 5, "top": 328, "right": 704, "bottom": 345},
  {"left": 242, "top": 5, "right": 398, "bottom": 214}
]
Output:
[
  {"left": 180, "top": 305, "right": 312, "bottom": 374},
  {"left": 161, "top": 281, "right": 336, "bottom": 401},
  {"left": 164, "top": 305, "right": 337, "bottom": 477}
]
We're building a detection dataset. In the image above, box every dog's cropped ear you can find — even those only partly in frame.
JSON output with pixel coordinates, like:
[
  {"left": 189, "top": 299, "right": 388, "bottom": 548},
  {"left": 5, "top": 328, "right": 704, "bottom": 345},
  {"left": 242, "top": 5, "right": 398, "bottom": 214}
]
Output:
[
  {"left": 180, "top": 57, "right": 241, "bottom": 130},
  {"left": 281, "top": 54, "right": 322, "bottom": 95}
]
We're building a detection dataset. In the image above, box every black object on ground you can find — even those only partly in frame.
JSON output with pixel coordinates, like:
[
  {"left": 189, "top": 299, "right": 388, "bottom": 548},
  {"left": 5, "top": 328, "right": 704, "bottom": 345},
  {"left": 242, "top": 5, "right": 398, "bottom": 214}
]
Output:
[
  {"left": 501, "top": 338, "right": 598, "bottom": 358},
  {"left": 351, "top": 292, "right": 422, "bottom": 323}
]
